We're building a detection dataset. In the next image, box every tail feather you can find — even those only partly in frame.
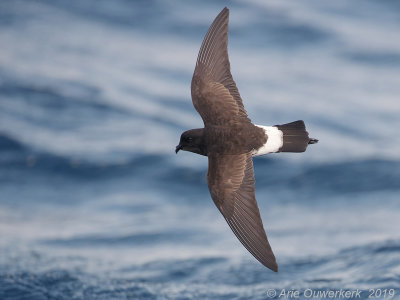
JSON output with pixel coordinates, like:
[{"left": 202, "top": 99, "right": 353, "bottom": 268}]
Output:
[{"left": 275, "top": 120, "right": 318, "bottom": 153}]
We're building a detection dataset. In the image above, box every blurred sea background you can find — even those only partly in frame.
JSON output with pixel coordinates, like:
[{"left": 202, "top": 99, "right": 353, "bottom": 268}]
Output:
[{"left": 1, "top": 0, "right": 400, "bottom": 299}]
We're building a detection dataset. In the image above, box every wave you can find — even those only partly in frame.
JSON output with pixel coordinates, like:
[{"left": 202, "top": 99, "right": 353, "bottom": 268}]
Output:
[
  {"left": 40, "top": 229, "right": 201, "bottom": 247},
  {"left": 1, "top": 132, "right": 399, "bottom": 194},
  {"left": 0, "top": 136, "right": 165, "bottom": 182},
  {"left": 1, "top": 239, "right": 398, "bottom": 300},
  {"left": 0, "top": 133, "right": 26, "bottom": 152}
]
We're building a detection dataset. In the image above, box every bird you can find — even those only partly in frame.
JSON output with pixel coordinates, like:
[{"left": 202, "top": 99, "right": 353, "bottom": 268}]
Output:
[{"left": 175, "top": 7, "right": 318, "bottom": 272}]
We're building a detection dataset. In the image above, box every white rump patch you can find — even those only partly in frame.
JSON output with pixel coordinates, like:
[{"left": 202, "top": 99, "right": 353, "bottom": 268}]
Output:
[{"left": 253, "top": 125, "right": 283, "bottom": 156}]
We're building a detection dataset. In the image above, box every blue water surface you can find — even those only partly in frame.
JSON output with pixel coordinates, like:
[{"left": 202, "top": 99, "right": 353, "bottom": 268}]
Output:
[{"left": 1, "top": 0, "right": 400, "bottom": 299}]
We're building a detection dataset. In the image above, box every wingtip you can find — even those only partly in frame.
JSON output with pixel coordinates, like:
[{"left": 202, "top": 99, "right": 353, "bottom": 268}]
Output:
[
  {"left": 221, "top": 7, "right": 229, "bottom": 15},
  {"left": 272, "top": 264, "right": 279, "bottom": 272},
  {"left": 265, "top": 261, "right": 278, "bottom": 272}
]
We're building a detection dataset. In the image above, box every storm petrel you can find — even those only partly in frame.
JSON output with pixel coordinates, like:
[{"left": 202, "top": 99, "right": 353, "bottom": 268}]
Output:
[{"left": 175, "top": 7, "right": 318, "bottom": 272}]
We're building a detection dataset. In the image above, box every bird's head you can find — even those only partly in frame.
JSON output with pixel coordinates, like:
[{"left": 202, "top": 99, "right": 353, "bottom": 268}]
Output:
[{"left": 175, "top": 128, "right": 206, "bottom": 156}]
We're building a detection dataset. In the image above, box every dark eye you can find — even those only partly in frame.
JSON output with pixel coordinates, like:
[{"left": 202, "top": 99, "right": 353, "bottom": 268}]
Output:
[{"left": 186, "top": 137, "right": 193, "bottom": 142}]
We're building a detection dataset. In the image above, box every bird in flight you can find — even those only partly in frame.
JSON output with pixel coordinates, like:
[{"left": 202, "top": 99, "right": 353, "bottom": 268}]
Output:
[{"left": 175, "top": 7, "right": 318, "bottom": 272}]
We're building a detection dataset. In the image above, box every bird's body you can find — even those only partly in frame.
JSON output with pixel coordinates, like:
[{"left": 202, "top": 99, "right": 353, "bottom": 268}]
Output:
[
  {"left": 176, "top": 7, "right": 318, "bottom": 272},
  {"left": 205, "top": 123, "right": 265, "bottom": 155}
]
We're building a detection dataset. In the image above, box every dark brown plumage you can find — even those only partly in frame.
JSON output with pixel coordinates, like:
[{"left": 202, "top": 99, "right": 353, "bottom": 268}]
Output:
[{"left": 176, "top": 7, "right": 318, "bottom": 272}]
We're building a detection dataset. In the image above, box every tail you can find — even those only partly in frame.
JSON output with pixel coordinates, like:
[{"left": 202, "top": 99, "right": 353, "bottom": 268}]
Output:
[{"left": 275, "top": 120, "right": 318, "bottom": 153}]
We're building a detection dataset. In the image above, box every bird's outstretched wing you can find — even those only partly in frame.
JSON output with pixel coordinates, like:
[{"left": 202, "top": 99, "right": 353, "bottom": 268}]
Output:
[
  {"left": 191, "top": 7, "right": 250, "bottom": 126},
  {"left": 207, "top": 152, "right": 278, "bottom": 271}
]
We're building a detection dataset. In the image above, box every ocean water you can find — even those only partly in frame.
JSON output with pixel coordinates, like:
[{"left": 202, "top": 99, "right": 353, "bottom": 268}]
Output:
[{"left": 1, "top": 0, "right": 400, "bottom": 299}]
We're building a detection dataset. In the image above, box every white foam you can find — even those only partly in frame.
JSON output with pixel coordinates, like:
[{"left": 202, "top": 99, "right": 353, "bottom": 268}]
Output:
[{"left": 253, "top": 125, "right": 283, "bottom": 156}]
